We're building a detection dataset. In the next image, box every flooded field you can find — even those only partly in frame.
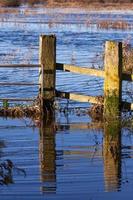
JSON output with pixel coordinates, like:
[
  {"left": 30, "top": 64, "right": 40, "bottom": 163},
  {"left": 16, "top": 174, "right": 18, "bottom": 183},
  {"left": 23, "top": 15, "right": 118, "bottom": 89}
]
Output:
[{"left": 0, "top": 5, "right": 132, "bottom": 199}]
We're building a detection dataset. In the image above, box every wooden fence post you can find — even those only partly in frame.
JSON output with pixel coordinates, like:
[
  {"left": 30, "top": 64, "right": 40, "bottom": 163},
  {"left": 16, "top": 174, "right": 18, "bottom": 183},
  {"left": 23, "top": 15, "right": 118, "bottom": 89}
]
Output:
[
  {"left": 39, "top": 35, "right": 56, "bottom": 113},
  {"left": 104, "top": 41, "right": 123, "bottom": 117}
]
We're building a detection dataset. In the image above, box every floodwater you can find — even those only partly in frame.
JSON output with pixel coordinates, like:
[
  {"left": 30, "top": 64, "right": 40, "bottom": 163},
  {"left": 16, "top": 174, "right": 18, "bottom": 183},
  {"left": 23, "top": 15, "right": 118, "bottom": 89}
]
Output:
[{"left": 0, "top": 5, "right": 132, "bottom": 200}]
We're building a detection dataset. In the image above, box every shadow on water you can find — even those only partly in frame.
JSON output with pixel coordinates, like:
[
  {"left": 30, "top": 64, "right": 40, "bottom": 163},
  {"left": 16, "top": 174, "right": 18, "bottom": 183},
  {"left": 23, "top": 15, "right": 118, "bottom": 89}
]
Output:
[{"left": 39, "top": 112, "right": 123, "bottom": 194}]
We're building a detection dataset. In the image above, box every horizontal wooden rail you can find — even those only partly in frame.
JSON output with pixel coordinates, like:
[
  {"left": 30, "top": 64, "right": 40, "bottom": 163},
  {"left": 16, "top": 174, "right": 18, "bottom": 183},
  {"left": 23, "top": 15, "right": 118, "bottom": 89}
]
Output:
[
  {"left": 0, "top": 125, "right": 34, "bottom": 129},
  {"left": 56, "top": 122, "right": 103, "bottom": 130},
  {"left": 56, "top": 90, "right": 102, "bottom": 104},
  {"left": 0, "top": 98, "right": 36, "bottom": 101},
  {"left": 0, "top": 82, "right": 40, "bottom": 86},
  {"left": 56, "top": 63, "right": 105, "bottom": 77},
  {"left": 122, "top": 101, "right": 133, "bottom": 111},
  {"left": 0, "top": 64, "right": 40, "bottom": 68},
  {"left": 0, "top": 63, "right": 132, "bottom": 82},
  {"left": 56, "top": 63, "right": 133, "bottom": 82},
  {"left": 0, "top": 120, "right": 131, "bottom": 130},
  {"left": 56, "top": 90, "right": 133, "bottom": 110},
  {"left": 122, "top": 73, "right": 133, "bottom": 82},
  {"left": 0, "top": 123, "right": 103, "bottom": 130}
]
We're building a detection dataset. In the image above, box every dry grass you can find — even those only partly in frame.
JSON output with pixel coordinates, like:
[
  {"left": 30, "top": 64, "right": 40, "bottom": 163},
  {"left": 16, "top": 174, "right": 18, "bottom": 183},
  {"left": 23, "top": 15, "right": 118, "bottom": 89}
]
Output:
[
  {"left": 0, "top": 105, "right": 40, "bottom": 118},
  {"left": 32, "top": 1, "right": 133, "bottom": 10},
  {"left": 88, "top": 96, "right": 104, "bottom": 121}
]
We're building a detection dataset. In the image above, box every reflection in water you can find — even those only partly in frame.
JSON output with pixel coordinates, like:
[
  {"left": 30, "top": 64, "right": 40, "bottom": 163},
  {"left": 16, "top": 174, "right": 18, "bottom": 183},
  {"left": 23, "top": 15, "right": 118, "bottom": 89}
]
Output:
[
  {"left": 103, "top": 119, "right": 121, "bottom": 192},
  {"left": 0, "top": 160, "right": 14, "bottom": 185},
  {"left": 38, "top": 113, "right": 123, "bottom": 193},
  {"left": 0, "top": 140, "right": 5, "bottom": 157},
  {"left": 0, "top": 159, "right": 26, "bottom": 185},
  {"left": 39, "top": 115, "right": 56, "bottom": 193},
  {"left": 0, "top": 136, "right": 26, "bottom": 186}
]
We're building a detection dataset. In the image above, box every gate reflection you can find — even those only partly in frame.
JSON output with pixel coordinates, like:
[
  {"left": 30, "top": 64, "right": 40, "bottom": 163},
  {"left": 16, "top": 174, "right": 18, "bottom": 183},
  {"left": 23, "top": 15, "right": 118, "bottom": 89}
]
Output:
[{"left": 39, "top": 114, "right": 122, "bottom": 193}]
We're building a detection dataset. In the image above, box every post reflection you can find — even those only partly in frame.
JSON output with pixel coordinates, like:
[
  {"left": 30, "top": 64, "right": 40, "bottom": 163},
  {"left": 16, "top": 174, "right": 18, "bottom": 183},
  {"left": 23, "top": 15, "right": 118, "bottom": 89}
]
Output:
[
  {"left": 39, "top": 115, "right": 56, "bottom": 193},
  {"left": 103, "top": 119, "right": 121, "bottom": 192}
]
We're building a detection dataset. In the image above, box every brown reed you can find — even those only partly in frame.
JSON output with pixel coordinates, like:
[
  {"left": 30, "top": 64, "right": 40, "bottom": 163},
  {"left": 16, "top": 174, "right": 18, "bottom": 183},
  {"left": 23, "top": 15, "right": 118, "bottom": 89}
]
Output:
[{"left": 0, "top": 105, "right": 40, "bottom": 118}]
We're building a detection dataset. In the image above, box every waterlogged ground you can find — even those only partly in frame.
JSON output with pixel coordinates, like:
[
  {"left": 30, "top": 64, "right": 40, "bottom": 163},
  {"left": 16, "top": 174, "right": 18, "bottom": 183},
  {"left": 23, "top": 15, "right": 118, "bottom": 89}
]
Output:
[{"left": 0, "top": 5, "right": 132, "bottom": 200}]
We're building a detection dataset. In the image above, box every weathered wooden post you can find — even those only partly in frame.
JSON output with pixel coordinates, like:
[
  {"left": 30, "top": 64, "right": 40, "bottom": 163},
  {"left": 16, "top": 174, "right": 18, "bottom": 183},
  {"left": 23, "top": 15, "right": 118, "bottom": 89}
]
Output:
[
  {"left": 39, "top": 35, "right": 56, "bottom": 113},
  {"left": 104, "top": 41, "right": 123, "bottom": 117},
  {"left": 103, "top": 41, "right": 122, "bottom": 190}
]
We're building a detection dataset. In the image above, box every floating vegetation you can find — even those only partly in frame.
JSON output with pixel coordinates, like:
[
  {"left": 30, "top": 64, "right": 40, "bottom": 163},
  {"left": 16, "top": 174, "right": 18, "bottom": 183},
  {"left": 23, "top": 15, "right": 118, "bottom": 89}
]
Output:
[{"left": 0, "top": 104, "right": 40, "bottom": 118}]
